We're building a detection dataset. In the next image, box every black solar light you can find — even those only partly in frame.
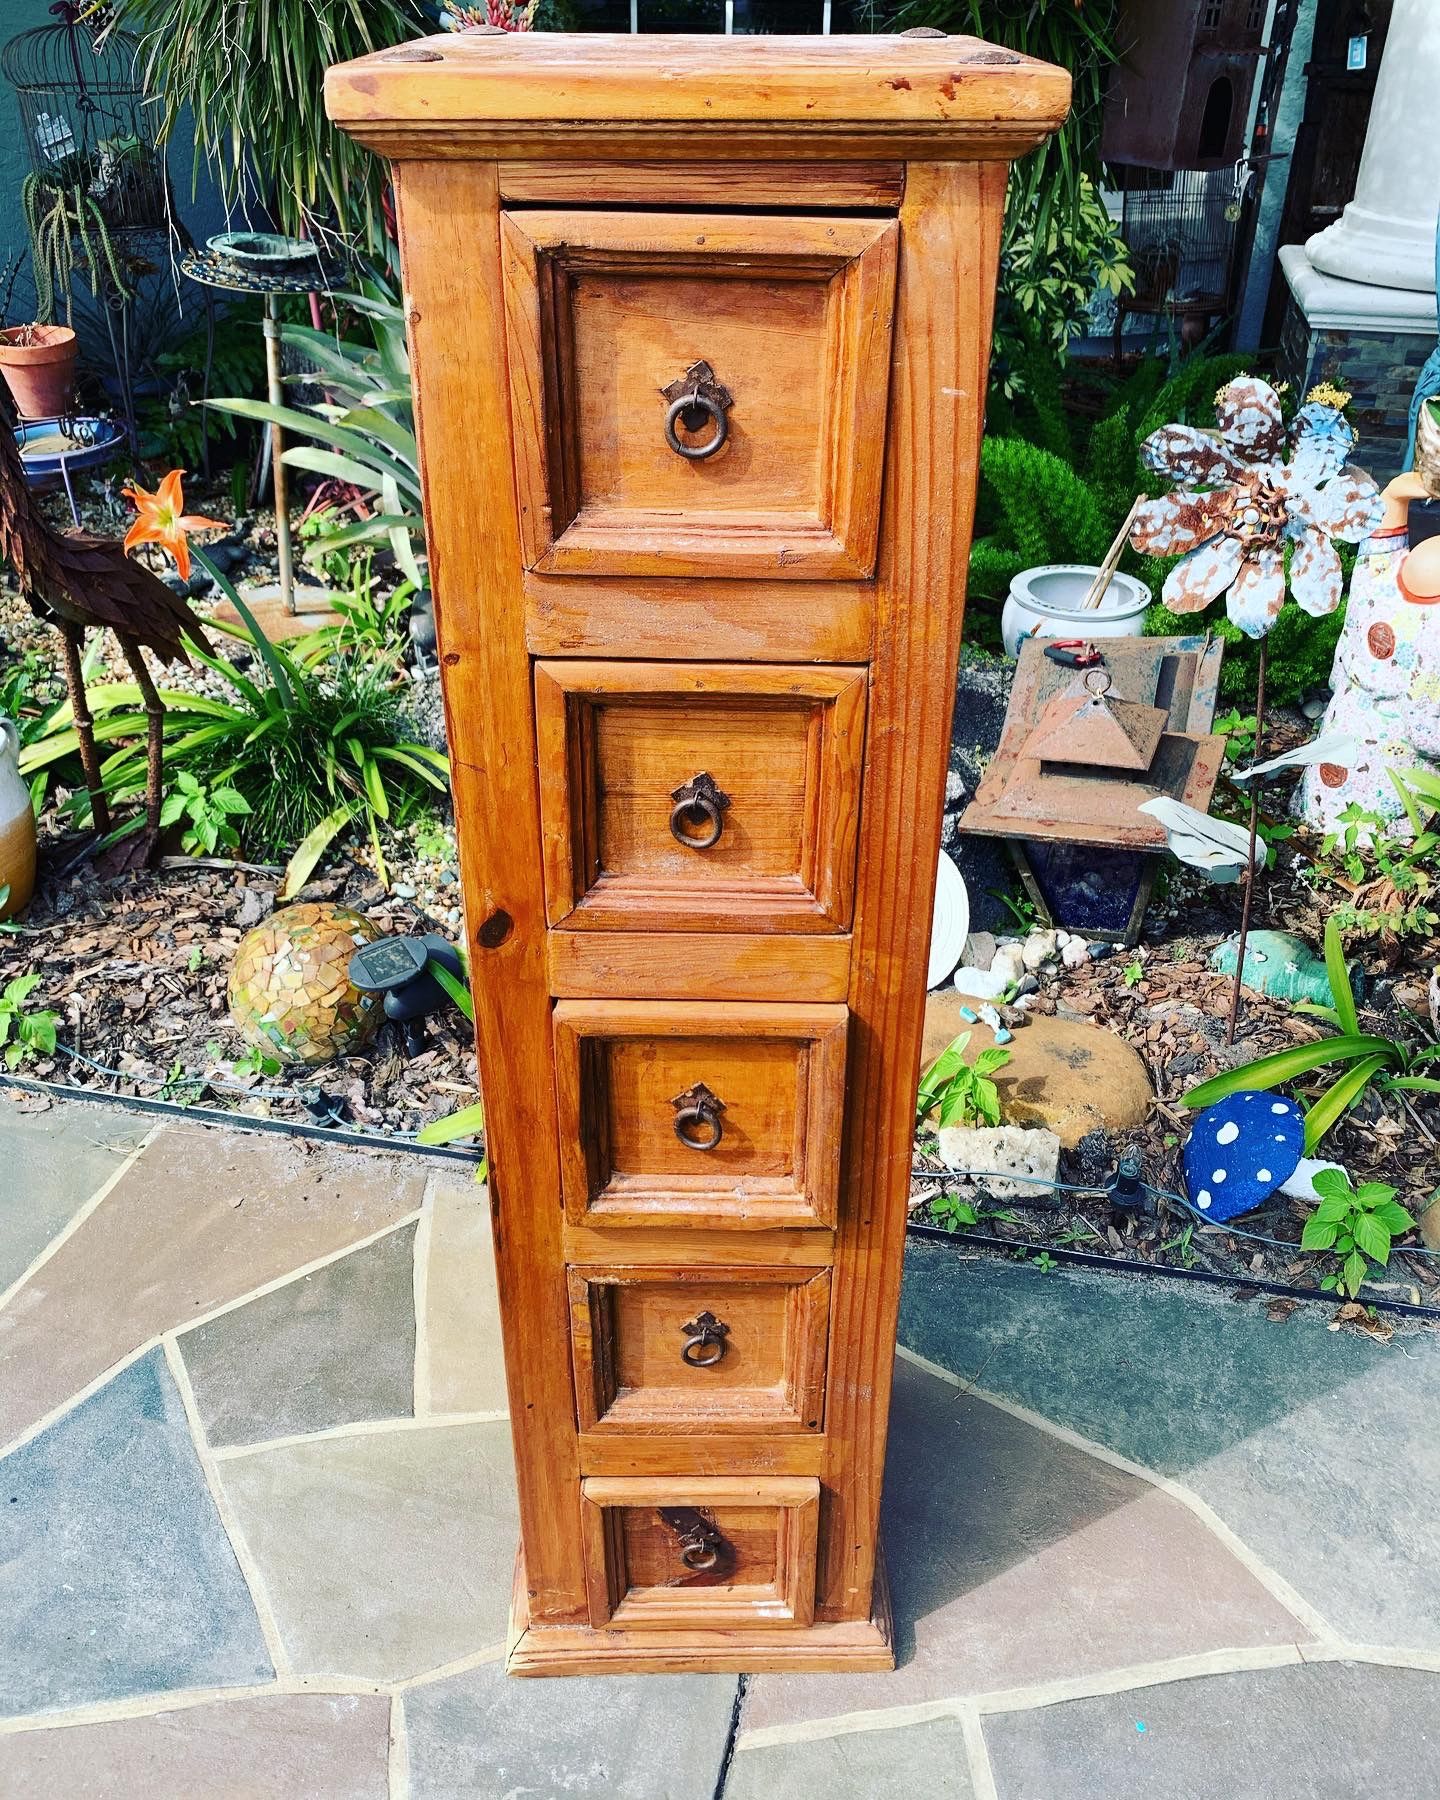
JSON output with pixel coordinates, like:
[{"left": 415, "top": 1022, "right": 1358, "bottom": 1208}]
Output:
[{"left": 347, "top": 933, "right": 468, "bottom": 1056}]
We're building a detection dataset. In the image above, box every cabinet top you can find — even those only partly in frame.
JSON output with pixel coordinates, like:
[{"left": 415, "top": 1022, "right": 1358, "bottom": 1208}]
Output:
[{"left": 326, "top": 32, "right": 1070, "bottom": 163}]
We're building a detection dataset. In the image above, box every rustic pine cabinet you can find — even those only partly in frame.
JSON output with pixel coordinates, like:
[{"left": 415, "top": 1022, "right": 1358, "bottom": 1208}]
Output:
[{"left": 328, "top": 32, "right": 1067, "bottom": 1677}]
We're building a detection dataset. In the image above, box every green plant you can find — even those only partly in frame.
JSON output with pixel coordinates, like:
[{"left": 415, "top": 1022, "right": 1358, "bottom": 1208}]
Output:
[
  {"left": 1159, "top": 1224, "right": 1197, "bottom": 1268},
  {"left": 1122, "top": 959, "right": 1144, "bottom": 988},
  {"left": 123, "top": 0, "right": 425, "bottom": 251},
  {"left": 988, "top": 887, "right": 1040, "bottom": 933},
  {"left": 1183, "top": 919, "right": 1440, "bottom": 1151},
  {"left": 0, "top": 973, "right": 59, "bottom": 1069},
  {"left": 159, "top": 769, "right": 251, "bottom": 856},
  {"left": 0, "top": 649, "right": 77, "bottom": 811},
  {"left": 416, "top": 1096, "right": 489, "bottom": 1182},
  {"left": 1214, "top": 709, "right": 1258, "bottom": 765},
  {"left": 1031, "top": 1250, "right": 1058, "bottom": 1273},
  {"left": 22, "top": 162, "right": 131, "bottom": 325},
  {"left": 1309, "top": 790, "right": 1440, "bottom": 941},
  {"left": 20, "top": 558, "right": 449, "bottom": 891},
  {"left": 917, "top": 1031, "right": 1012, "bottom": 1130},
  {"left": 994, "top": 179, "right": 1134, "bottom": 395},
  {"left": 141, "top": 305, "right": 269, "bottom": 469},
  {"left": 1300, "top": 1169, "right": 1414, "bottom": 1300},
  {"left": 209, "top": 282, "right": 425, "bottom": 587},
  {"left": 231, "top": 1043, "right": 282, "bottom": 1079}
]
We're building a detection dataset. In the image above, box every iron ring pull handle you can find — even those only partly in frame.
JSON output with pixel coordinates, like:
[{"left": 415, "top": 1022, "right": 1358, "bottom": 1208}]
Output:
[
  {"left": 664, "top": 389, "right": 729, "bottom": 460},
  {"left": 680, "top": 1309, "right": 730, "bottom": 1368},
  {"left": 660, "top": 359, "right": 733, "bottom": 461},
  {"left": 671, "top": 1081, "right": 725, "bottom": 1153},
  {"left": 658, "top": 1506, "right": 728, "bottom": 1573},
  {"left": 669, "top": 771, "right": 730, "bottom": 851}
]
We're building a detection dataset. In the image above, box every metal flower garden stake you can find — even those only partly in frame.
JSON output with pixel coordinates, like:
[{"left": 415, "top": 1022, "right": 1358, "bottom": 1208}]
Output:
[{"left": 1129, "top": 378, "right": 1384, "bottom": 1039}]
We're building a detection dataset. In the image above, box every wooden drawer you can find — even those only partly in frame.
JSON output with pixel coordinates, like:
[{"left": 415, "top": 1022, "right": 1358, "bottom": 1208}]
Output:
[
  {"left": 554, "top": 999, "right": 847, "bottom": 1230},
  {"left": 569, "top": 1265, "right": 829, "bottom": 1435},
  {"left": 580, "top": 1476, "right": 818, "bottom": 1630},
  {"left": 502, "top": 209, "right": 897, "bottom": 580},
  {"left": 535, "top": 660, "right": 866, "bottom": 934}
]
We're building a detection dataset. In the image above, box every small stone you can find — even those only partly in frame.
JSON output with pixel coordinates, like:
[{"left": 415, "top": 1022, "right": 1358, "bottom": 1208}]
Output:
[
  {"left": 440, "top": 869, "right": 458, "bottom": 886},
  {"left": 935, "top": 1123, "right": 1061, "bottom": 1201},
  {"left": 1061, "top": 937, "right": 1091, "bottom": 970},
  {"left": 963, "top": 931, "right": 997, "bottom": 972},
  {"left": 1021, "top": 930, "right": 1058, "bottom": 971},
  {"left": 234, "top": 887, "right": 273, "bottom": 930},
  {"left": 953, "top": 965, "right": 1008, "bottom": 1001},
  {"left": 1054, "top": 930, "right": 1071, "bottom": 947},
  {"left": 1087, "top": 942, "right": 1115, "bottom": 961},
  {"left": 991, "top": 942, "right": 1026, "bottom": 988},
  {"left": 392, "top": 883, "right": 418, "bottom": 900},
  {"left": 1014, "top": 973, "right": 1040, "bottom": 997},
  {"left": 447, "top": 908, "right": 461, "bottom": 925},
  {"left": 1301, "top": 693, "right": 1328, "bottom": 721},
  {"left": 945, "top": 769, "right": 966, "bottom": 804},
  {"left": 958, "top": 1004, "right": 979, "bottom": 1023}
]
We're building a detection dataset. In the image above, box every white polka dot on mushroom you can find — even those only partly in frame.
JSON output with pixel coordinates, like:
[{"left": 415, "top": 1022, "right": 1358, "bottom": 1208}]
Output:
[
  {"left": 1216, "top": 1122, "right": 1240, "bottom": 1145},
  {"left": 1196, "top": 1190, "right": 1211, "bottom": 1208},
  {"left": 1271, "top": 1102, "right": 1289, "bottom": 1114},
  {"left": 1257, "top": 1168, "right": 1272, "bottom": 1183},
  {"left": 1212, "top": 1169, "right": 1226, "bottom": 1182}
]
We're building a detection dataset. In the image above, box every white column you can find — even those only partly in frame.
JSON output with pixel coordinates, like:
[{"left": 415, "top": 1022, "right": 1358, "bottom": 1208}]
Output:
[{"left": 1305, "top": 0, "right": 1440, "bottom": 293}]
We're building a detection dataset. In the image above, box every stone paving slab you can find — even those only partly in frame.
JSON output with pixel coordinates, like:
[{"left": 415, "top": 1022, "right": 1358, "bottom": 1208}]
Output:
[
  {"left": 0, "top": 1096, "right": 148, "bottom": 1294},
  {"left": 404, "top": 1661, "right": 737, "bottom": 1799},
  {"left": 0, "top": 1122, "right": 425, "bottom": 1451},
  {"left": 423, "top": 1179, "right": 507, "bottom": 1415},
  {"left": 981, "top": 1660, "right": 1440, "bottom": 1800},
  {"left": 178, "top": 1222, "right": 417, "bottom": 1447},
  {"left": 899, "top": 1243, "right": 1440, "bottom": 1648},
  {"left": 217, "top": 1421, "right": 517, "bottom": 1682},
  {"left": 742, "top": 1356, "right": 1304, "bottom": 1732},
  {"left": 728, "top": 1718, "right": 977, "bottom": 1798},
  {"left": 0, "top": 1693, "right": 391, "bottom": 1798},
  {"left": 0, "top": 1347, "right": 271, "bottom": 1717}
]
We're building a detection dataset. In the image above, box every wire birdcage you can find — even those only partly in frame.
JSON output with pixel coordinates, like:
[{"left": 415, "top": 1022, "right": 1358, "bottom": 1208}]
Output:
[
  {"left": 1111, "top": 164, "right": 1243, "bottom": 355},
  {"left": 2, "top": 6, "right": 168, "bottom": 240}
]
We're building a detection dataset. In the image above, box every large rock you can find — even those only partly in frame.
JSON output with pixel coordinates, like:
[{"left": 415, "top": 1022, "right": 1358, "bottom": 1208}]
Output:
[{"left": 921, "top": 989, "right": 1154, "bottom": 1149}]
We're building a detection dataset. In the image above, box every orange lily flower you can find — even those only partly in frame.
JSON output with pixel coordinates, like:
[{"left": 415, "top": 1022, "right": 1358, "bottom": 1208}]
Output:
[{"left": 122, "top": 470, "right": 226, "bottom": 583}]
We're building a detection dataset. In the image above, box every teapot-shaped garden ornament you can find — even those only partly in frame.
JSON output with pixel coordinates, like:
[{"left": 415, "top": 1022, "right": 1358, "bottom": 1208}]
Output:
[{"left": 0, "top": 717, "right": 36, "bottom": 921}]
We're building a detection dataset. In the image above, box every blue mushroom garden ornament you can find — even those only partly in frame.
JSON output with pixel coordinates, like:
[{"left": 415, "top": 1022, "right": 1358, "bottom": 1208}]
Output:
[{"left": 1182, "top": 1091, "right": 1306, "bottom": 1223}]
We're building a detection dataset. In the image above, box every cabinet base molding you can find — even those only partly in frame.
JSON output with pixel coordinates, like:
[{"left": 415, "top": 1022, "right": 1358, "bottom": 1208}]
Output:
[{"left": 505, "top": 1545, "right": 894, "bottom": 1678}]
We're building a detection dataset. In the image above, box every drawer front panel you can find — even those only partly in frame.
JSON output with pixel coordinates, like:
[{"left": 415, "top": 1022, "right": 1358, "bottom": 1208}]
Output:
[
  {"left": 581, "top": 1476, "right": 818, "bottom": 1630},
  {"left": 502, "top": 209, "right": 897, "bottom": 579},
  {"left": 535, "top": 661, "right": 866, "bottom": 934},
  {"left": 570, "top": 1265, "right": 829, "bottom": 1435},
  {"left": 554, "top": 999, "right": 847, "bottom": 1230}
]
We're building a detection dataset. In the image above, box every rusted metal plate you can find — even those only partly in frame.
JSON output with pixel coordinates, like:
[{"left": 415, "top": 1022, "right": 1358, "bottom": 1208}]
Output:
[
  {"left": 959, "top": 634, "right": 1226, "bottom": 853},
  {"left": 1020, "top": 682, "right": 1167, "bottom": 773}
]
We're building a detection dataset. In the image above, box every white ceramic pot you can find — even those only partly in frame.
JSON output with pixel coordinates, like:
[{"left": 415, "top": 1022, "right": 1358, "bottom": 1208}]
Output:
[
  {"left": 1001, "top": 564, "right": 1152, "bottom": 660},
  {"left": 0, "top": 717, "right": 36, "bottom": 922}
]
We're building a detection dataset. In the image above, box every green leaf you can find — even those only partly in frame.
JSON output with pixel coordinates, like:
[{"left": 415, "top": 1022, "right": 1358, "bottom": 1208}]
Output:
[
  {"left": 1385, "top": 1076, "right": 1440, "bottom": 1095},
  {"left": 1323, "top": 917, "right": 1359, "bottom": 1037},
  {"left": 1354, "top": 1181, "right": 1397, "bottom": 1208},
  {"left": 1303, "top": 1054, "right": 1390, "bottom": 1153},
  {"left": 429, "top": 960, "right": 474, "bottom": 1023},
  {"left": 1374, "top": 1201, "right": 1415, "bottom": 1235},
  {"left": 1183, "top": 1036, "right": 1399, "bottom": 1108},
  {"left": 1313, "top": 1192, "right": 1352, "bottom": 1224},
  {"left": 1341, "top": 1249, "right": 1368, "bottom": 1297},
  {"left": 1353, "top": 1213, "right": 1392, "bottom": 1265},
  {"left": 1300, "top": 1216, "right": 1339, "bottom": 1252},
  {"left": 159, "top": 792, "right": 187, "bottom": 828},
  {"left": 1311, "top": 1168, "right": 1352, "bottom": 1204},
  {"left": 416, "top": 1102, "right": 486, "bottom": 1146},
  {"left": 280, "top": 806, "right": 354, "bottom": 900},
  {"left": 3, "top": 973, "right": 40, "bottom": 1006}
]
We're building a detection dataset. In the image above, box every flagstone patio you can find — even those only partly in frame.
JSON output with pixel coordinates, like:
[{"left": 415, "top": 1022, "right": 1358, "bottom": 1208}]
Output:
[{"left": 2, "top": 1093, "right": 1438, "bottom": 1799}]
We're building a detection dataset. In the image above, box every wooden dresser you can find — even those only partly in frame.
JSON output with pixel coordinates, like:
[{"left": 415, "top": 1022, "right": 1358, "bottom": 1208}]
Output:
[{"left": 328, "top": 33, "right": 1068, "bottom": 1678}]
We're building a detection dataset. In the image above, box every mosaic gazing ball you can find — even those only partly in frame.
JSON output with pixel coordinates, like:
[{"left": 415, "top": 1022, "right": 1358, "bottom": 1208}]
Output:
[{"left": 227, "top": 903, "right": 384, "bottom": 1067}]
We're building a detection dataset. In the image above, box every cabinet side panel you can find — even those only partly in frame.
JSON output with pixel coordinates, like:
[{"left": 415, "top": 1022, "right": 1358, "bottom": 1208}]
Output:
[
  {"left": 818, "top": 159, "right": 1007, "bottom": 1620},
  {"left": 395, "top": 159, "right": 586, "bottom": 1624}
]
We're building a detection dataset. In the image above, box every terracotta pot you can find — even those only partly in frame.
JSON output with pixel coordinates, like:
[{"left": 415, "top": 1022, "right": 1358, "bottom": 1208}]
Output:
[
  {"left": 0, "top": 325, "right": 79, "bottom": 421},
  {"left": 0, "top": 718, "right": 36, "bottom": 923}
]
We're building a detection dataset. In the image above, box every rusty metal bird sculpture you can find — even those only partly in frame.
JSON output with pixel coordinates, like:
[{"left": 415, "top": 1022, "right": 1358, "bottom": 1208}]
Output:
[{"left": 0, "top": 422, "right": 214, "bottom": 855}]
